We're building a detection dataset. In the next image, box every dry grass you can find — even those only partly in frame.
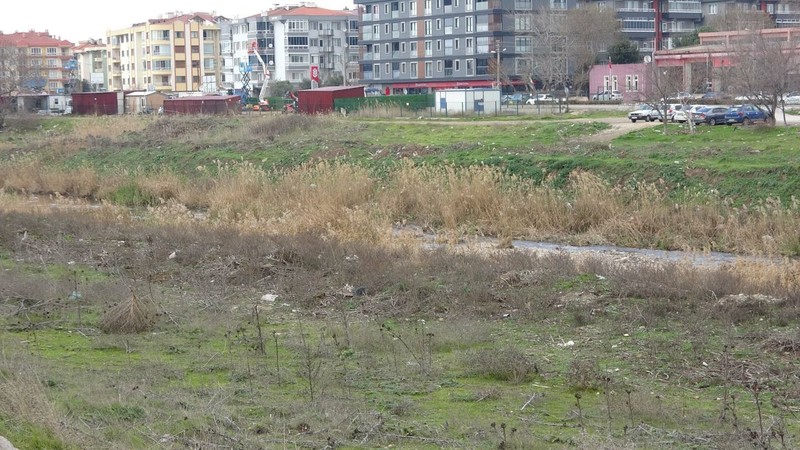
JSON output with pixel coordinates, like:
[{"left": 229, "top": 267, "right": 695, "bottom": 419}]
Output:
[{"left": 98, "top": 290, "right": 156, "bottom": 334}]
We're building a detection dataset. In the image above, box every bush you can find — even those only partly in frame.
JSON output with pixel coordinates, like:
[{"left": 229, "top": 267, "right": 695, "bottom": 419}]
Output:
[{"left": 463, "top": 347, "right": 538, "bottom": 384}]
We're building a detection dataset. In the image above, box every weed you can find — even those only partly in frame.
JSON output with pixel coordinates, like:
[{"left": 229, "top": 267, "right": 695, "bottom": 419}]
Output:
[{"left": 463, "top": 347, "right": 538, "bottom": 384}]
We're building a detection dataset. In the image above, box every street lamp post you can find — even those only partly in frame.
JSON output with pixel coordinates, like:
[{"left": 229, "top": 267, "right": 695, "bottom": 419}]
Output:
[{"left": 491, "top": 39, "right": 506, "bottom": 90}]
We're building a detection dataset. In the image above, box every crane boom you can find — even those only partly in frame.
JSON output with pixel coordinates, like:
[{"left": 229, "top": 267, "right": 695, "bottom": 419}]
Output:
[{"left": 249, "top": 42, "right": 270, "bottom": 103}]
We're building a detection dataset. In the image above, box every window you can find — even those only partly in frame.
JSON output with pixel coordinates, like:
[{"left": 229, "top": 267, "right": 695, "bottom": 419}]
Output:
[
  {"left": 466, "top": 58, "right": 474, "bottom": 75},
  {"left": 287, "top": 20, "right": 309, "bottom": 31},
  {"left": 46, "top": 47, "right": 57, "bottom": 56},
  {"left": 385, "top": 24, "right": 390, "bottom": 34},
  {"left": 47, "top": 59, "right": 58, "bottom": 67},
  {"left": 454, "top": 60, "right": 460, "bottom": 71},
  {"left": 288, "top": 37, "right": 309, "bottom": 46},
  {"left": 425, "top": 20, "right": 432, "bottom": 35},
  {"left": 454, "top": 38, "right": 460, "bottom": 50},
  {"left": 401, "top": 42, "right": 407, "bottom": 52},
  {"left": 175, "top": 31, "right": 184, "bottom": 38},
  {"left": 30, "top": 47, "right": 42, "bottom": 55},
  {"left": 466, "top": 38, "right": 473, "bottom": 49},
  {"left": 708, "top": 4, "right": 718, "bottom": 14},
  {"left": 425, "top": 61, "right": 432, "bottom": 77},
  {"left": 454, "top": 17, "right": 460, "bottom": 29},
  {"left": 48, "top": 70, "right": 60, "bottom": 78},
  {"left": 410, "top": 22, "right": 417, "bottom": 34},
  {"left": 290, "top": 54, "right": 307, "bottom": 63},
  {"left": 385, "top": 43, "right": 390, "bottom": 53},
  {"left": 465, "top": 16, "right": 473, "bottom": 32},
  {"left": 410, "top": 62, "right": 418, "bottom": 76},
  {"left": 176, "top": 76, "right": 186, "bottom": 83},
  {"left": 153, "top": 60, "right": 171, "bottom": 69},
  {"left": 437, "top": 60, "right": 442, "bottom": 72},
  {"left": 410, "top": 1, "right": 417, "bottom": 13},
  {"left": 436, "top": 40, "right": 442, "bottom": 51},
  {"left": 424, "top": 40, "right": 432, "bottom": 56},
  {"left": 410, "top": 42, "right": 417, "bottom": 52},
  {"left": 436, "top": 19, "right": 442, "bottom": 30},
  {"left": 401, "top": 62, "right": 406, "bottom": 73},
  {"left": 401, "top": 22, "right": 406, "bottom": 33},
  {"left": 373, "top": 63, "right": 381, "bottom": 78}
]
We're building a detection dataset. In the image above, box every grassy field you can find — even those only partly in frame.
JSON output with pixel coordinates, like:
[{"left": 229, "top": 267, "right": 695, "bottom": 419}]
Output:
[{"left": 0, "top": 112, "right": 799, "bottom": 449}]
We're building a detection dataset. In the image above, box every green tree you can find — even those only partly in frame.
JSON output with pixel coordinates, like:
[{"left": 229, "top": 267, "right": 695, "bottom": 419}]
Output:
[
  {"left": 269, "top": 80, "right": 294, "bottom": 97},
  {"left": 607, "top": 39, "right": 641, "bottom": 65},
  {"left": 298, "top": 79, "right": 312, "bottom": 90},
  {"left": 672, "top": 31, "right": 699, "bottom": 48},
  {"left": 323, "top": 73, "right": 344, "bottom": 87}
]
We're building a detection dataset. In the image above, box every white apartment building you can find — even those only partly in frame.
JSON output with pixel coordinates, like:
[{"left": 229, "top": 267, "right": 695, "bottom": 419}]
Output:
[
  {"left": 219, "top": 5, "right": 360, "bottom": 95},
  {"left": 106, "top": 12, "right": 223, "bottom": 92}
]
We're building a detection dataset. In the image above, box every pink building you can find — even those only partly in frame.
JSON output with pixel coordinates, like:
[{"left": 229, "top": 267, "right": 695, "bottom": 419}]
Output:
[{"left": 588, "top": 62, "right": 650, "bottom": 103}]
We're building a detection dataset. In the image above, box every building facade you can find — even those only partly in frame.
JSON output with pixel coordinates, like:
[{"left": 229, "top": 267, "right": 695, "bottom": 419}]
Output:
[
  {"left": 106, "top": 12, "right": 223, "bottom": 92},
  {"left": 354, "top": 0, "right": 525, "bottom": 92},
  {"left": 219, "top": 5, "right": 360, "bottom": 95},
  {"left": 72, "top": 38, "right": 108, "bottom": 91},
  {"left": 0, "top": 31, "right": 74, "bottom": 94}
]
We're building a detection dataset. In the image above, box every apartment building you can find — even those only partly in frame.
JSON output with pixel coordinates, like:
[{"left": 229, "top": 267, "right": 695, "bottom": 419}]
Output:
[
  {"left": 219, "top": 5, "right": 360, "bottom": 95},
  {"left": 0, "top": 31, "right": 74, "bottom": 94},
  {"left": 354, "top": 0, "right": 527, "bottom": 92},
  {"left": 106, "top": 12, "right": 223, "bottom": 92},
  {"left": 72, "top": 39, "right": 108, "bottom": 91}
]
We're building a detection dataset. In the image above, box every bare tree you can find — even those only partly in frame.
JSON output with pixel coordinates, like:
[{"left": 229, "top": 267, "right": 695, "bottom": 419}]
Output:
[
  {"left": 643, "top": 64, "right": 685, "bottom": 133},
  {"left": 706, "top": 9, "right": 774, "bottom": 33},
  {"left": 514, "top": 4, "right": 617, "bottom": 98},
  {"left": 726, "top": 30, "right": 800, "bottom": 125},
  {"left": 565, "top": 5, "right": 618, "bottom": 98},
  {"left": 0, "top": 41, "right": 27, "bottom": 128},
  {"left": 523, "top": 7, "right": 569, "bottom": 92}
]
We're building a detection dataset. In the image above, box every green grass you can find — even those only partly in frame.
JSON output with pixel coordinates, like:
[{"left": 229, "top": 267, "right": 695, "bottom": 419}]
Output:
[{"left": 4, "top": 114, "right": 800, "bottom": 203}]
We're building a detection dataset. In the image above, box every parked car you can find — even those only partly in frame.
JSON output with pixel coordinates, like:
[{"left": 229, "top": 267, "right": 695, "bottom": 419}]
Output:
[
  {"left": 783, "top": 92, "right": 800, "bottom": 105},
  {"left": 734, "top": 93, "right": 768, "bottom": 104},
  {"left": 672, "top": 104, "right": 707, "bottom": 123},
  {"left": 662, "top": 92, "right": 693, "bottom": 102},
  {"left": 503, "top": 93, "right": 530, "bottom": 105},
  {"left": 700, "top": 91, "right": 730, "bottom": 102},
  {"left": 591, "top": 90, "right": 622, "bottom": 101},
  {"left": 692, "top": 106, "right": 730, "bottom": 125},
  {"left": 725, "top": 104, "right": 768, "bottom": 125},
  {"left": 665, "top": 103, "right": 688, "bottom": 122},
  {"left": 526, "top": 93, "right": 564, "bottom": 104},
  {"left": 627, "top": 104, "right": 662, "bottom": 122}
]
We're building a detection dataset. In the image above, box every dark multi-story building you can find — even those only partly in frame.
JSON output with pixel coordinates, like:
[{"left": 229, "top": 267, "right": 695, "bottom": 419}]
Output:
[
  {"left": 354, "top": 0, "right": 800, "bottom": 92},
  {"left": 354, "top": 0, "right": 536, "bottom": 93}
]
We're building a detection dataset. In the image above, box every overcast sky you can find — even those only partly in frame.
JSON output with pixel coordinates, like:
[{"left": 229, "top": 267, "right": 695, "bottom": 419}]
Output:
[{"left": 1, "top": 0, "right": 356, "bottom": 44}]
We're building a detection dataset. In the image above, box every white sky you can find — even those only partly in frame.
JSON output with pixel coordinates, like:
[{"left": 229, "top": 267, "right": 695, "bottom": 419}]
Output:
[{"left": 1, "top": 0, "right": 356, "bottom": 44}]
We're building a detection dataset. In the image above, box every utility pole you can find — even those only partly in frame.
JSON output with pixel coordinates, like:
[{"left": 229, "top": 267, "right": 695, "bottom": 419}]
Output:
[{"left": 495, "top": 38, "right": 501, "bottom": 88}]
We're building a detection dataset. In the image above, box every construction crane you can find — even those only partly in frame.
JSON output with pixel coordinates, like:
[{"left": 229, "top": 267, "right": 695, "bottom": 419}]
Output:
[{"left": 249, "top": 41, "right": 271, "bottom": 111}]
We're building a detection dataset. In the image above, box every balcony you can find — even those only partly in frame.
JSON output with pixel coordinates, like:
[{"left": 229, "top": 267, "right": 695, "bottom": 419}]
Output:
[
  {"left": 666, "top": 1, "right": 701, "bottom": 13},
  {"left": 320, "top": 29, "right": 333, "bottom": 36}
]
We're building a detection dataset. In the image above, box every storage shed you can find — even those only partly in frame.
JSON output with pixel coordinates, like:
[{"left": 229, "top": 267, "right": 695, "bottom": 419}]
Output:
[
  {"left": 296, "top": 86, "right": 365, "bottom": 114},
  {"left": 125, "top": 91, "right": 167, "bottom": 114},
  {"left": 162, "top": 95, "right": 241, "bottom": 115},
  {"left": 71, "top": 92, "right": 124, "bottom": 115},
  {"left": 435, "top": 89, "right": 501, "bottom": 115}
]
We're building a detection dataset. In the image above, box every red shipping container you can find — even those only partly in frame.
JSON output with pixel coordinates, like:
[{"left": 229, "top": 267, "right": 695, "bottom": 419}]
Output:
[
  {"left": 71, "top": 92, "right": 124, "bottom": 115},
  {"left": 296, "top": 86, "right": 365, "bottom": 114},
  {"left": 162, "top": 95, "right": 241, "bottom": 115}
]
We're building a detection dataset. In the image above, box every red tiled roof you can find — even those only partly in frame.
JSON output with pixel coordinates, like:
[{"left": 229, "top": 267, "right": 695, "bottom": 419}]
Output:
[
  {"left": 72, "top": 39, "right": 105, "bottom": 51},
  {"left": 147, "top": 12, "right": 217, "bottom": 25},
  {"left": 0, "top": 31, "right": 73, "bottom": 48},
  {"left": 267, "top": 6, "right": 356, "bottom": 17}
]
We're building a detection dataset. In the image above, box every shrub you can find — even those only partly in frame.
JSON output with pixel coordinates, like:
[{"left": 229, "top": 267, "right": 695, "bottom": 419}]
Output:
[{"left": 463, "top": 347, "right": 538, "bottom": 384}]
